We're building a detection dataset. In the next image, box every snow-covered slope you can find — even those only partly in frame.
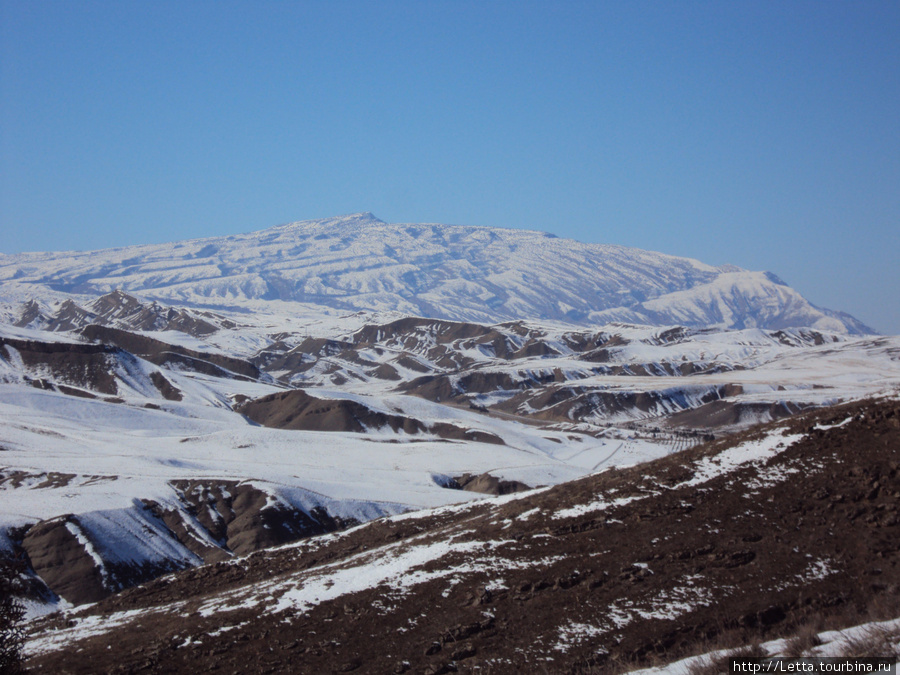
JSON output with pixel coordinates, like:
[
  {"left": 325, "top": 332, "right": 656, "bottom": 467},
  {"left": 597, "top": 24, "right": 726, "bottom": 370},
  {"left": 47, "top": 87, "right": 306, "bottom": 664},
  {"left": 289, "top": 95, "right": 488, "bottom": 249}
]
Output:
[
  {"left": 0, "top": 213, "right": 872, "bottom": 333},
  {"left": 3, "top": 300, "right": 898, "bottom": 611}
]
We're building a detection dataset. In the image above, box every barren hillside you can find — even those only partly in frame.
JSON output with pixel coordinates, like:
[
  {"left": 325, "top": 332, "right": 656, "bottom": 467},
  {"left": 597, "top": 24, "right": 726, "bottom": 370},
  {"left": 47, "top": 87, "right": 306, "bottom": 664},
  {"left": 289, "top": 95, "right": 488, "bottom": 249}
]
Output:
[{"left": 23, "top": 397, "right": 900, "bottom": 674}]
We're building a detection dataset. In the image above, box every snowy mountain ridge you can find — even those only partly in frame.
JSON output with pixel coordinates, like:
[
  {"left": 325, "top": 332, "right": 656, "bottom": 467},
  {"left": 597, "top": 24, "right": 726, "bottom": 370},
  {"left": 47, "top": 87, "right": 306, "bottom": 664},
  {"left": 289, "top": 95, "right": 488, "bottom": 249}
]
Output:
[{"left": 0, "top": 212, "right": 873, "bottom": 334}]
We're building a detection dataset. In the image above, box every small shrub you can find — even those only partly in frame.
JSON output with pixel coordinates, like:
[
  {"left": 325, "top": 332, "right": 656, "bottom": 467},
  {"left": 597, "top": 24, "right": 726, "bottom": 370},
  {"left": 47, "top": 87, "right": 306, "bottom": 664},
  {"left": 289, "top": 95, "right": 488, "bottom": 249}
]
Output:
[
  {"left": 685, "top": 654, "right": 722, "bottom": 675},
  {"left": 838, "top": 624, "right": 900, "bottom": 659},
  {"left": 686, "top": 643, "right": 769, "bottom": 675},
  {"left": 0, "top": 554, "right": 27, "bottom": 674},
  {"left": 782, "top": 624, "right": 823, "bottom": 658}
]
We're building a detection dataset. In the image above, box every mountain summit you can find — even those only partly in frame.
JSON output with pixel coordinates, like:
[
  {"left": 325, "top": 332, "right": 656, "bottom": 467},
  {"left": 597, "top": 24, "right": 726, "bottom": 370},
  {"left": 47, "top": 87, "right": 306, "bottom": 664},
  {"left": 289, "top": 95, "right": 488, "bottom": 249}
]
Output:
[{"left": 0, "top": 213, "right": 872, "bottom": 333}]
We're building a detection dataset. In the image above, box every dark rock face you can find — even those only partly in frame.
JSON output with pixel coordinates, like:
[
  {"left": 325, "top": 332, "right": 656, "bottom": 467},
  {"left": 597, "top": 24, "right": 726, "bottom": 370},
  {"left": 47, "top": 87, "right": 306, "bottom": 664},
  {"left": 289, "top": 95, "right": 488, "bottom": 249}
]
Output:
[
  {"left": 22, "top": 399, "right": 900, "bottom": 674},
  {"left": 18, "top": 510, "right": 190, "bottom": 606},
  {"left": 1, "top": 334, "right": 185, "bottom": 401},
  {"left": 88, "top": 290, "right": 220, "bottom": 336},
  {"left": 166, "top": 480, "right": 352, "bottom": 557},
  {"left": 245, "top": 316, "right": 860, "bottom": 436},
  {"left": 148, "top": 371, "right": 183, "bottom": 401},
  {"left": 660, "top": 398, "right": 807, "bottom": 429}
]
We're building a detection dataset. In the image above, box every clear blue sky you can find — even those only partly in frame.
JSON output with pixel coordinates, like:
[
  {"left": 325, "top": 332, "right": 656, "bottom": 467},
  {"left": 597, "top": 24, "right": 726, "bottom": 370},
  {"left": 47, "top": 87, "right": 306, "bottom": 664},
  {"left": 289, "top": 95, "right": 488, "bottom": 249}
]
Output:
[{"left": 2, "top": 1, "right": 898, "bottom": 332}]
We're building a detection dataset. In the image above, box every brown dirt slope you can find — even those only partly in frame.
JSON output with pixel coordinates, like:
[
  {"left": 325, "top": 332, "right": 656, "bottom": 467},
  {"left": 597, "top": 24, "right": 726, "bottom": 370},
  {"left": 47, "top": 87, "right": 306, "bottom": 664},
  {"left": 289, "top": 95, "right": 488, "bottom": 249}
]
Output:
[
  {"left": 0, "top": 335, "right": 184, "bottom": 401},
  {"left": 0, "top": 336, "right": 122, "bottom": 395},
  {"left": 237, "top": 389, "right": 504, "bottom": 444},
  {"left": 6, "top": 479, "right": 359, "bottom": 607},
  {"left": 24, "top": 397, "right": 900, "bottom": 674},
  {"left": 80, "top": 325, "right": 262, "bottom": 381}
]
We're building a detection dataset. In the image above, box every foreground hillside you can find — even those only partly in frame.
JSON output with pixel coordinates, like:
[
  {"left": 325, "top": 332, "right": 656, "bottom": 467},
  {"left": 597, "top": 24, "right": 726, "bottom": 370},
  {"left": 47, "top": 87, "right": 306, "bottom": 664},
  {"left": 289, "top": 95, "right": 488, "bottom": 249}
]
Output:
[{"left": 23, "top": 397, "right": 900, "bottom": 674}]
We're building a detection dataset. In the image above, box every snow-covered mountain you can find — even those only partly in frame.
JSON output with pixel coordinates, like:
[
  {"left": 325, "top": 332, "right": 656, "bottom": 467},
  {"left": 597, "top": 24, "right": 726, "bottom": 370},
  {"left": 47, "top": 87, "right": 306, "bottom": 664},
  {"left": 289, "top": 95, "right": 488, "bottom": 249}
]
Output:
[{"left": 0, "top": 213, "right": 873, "bottom": 333}]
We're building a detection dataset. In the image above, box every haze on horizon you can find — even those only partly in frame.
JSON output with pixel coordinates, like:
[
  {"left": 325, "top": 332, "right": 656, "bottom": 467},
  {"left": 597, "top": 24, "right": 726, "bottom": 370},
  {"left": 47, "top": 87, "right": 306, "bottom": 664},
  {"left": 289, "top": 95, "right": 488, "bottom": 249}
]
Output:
[{"left": 1, "top": 1, "right": 898, "bottom": 333}]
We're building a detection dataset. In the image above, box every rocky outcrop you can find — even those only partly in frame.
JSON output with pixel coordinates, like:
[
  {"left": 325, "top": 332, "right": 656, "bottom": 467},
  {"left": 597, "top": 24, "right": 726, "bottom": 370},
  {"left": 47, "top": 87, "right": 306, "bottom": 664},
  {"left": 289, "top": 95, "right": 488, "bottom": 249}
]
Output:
[
  {"left": 451, "top": 472, "right": 531, "bottom": 495},
  {"left": 163, "top": 481, "right": 354, "bottom": 557},
  {"left": 20, "top": 516, "right": 109, "bottom": 605},
  {"left": 237, "top": 389, "right": 428, "bottom": 434},
  {"left": 88, "top": 290, "right": 221, "bottom": 336},
  {"left": 1, "top": 336, "right": 122, "bottom": 395},
  {"left": 15, "top": 291, "right": 223, "bottom": 337},
  {"left": 18, "top": 510, "right": 192, "bottom": 606}
]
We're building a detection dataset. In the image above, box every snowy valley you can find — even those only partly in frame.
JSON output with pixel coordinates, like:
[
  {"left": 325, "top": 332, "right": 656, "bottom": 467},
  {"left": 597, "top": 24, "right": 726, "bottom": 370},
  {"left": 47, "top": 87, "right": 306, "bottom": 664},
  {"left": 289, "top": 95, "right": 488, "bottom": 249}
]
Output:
[{"left": 1, "top": 215, "right": 898, "bottom": 673}]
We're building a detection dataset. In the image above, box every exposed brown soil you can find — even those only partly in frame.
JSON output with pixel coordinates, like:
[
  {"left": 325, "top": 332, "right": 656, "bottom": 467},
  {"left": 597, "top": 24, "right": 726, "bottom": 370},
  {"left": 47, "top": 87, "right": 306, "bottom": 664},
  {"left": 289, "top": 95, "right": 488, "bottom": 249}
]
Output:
[
  {"left": 1, "top": 335, "right": 192, "bottom": 402},
  {"left": 0, "top": 471, "right": 81, "bottom": 490},
  {"left": 452, "top": 472, "right": 532, "bottom": 496},
  {"left": 253, "top": 337, "right": 354, "bottom": 376},
  {"left": 23, "top": 397, "right": 900, "bottom": 674},
  {"left": 19, "top": 513, "right": 185, "bottom": 606},
  {"left": 80, "top": 325, "right": 262, "bottom": 381},
  {"left": 237, "top": 389, "right": 504, "bottom": 444},
  {"left": 1, "top": 336, "right": 123, "bottom": 395},
  {"left": 659, "top": 399, "right": 808, "bottom": 430},
  {"left": 352, "top": 318, "right": 501, "bottom": 347},
  {"left": 21, "top": 516, "right": 115, "bottom": 605},
  {"left": 88, "top": 290, "right": 220, "bottom": 337},
  {"left": 243, "top": 317, "right": 848, "bottom": 438},
  {"left": 490, "top": 383, "right": 746, "bottom": 429},
  {"left": 160, "top": 480, "right": 355, "bottom": 559},
  {"left": 148, "top": 371, "right": 183, "bottom": 401},
  {"left": 7, "top": 479, "right": 359, "bottom": 607},
  {"left": 237, "top": 389, "right": 435, "bottom": 434}
]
